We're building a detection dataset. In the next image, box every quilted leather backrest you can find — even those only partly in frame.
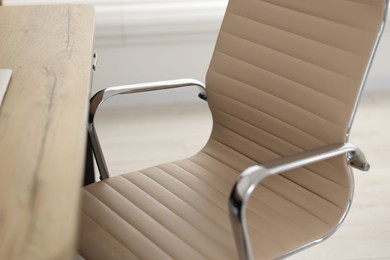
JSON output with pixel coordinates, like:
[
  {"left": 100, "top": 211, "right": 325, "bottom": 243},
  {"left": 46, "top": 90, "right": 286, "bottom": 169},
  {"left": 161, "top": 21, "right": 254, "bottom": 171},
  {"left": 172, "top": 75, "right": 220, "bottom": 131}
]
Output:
[{"left": 206, "top": 0, "right": 386, "bottom": 162}]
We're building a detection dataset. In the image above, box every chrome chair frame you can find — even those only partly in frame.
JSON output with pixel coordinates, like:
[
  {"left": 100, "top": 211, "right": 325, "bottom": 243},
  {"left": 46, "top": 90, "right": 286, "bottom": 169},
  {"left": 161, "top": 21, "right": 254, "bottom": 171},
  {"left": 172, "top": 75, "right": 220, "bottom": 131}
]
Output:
[
  {"left": 88, "top": 79, "right": 207, "bottom": 180},
  {"left": 87, "top": 1, "right": 388, "bottom": 258}
]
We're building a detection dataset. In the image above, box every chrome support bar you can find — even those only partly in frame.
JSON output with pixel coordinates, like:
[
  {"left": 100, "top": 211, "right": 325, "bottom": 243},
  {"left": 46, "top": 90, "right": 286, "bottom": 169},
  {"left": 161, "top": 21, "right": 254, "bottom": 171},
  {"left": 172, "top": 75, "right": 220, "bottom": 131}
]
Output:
[
  {"left": 88, "top": 79, "right": 207, "bottom": 180},
  {"left": 229, "top": 143, "right": 369, "bottom": 260},
  {"left": 346, "top": 0, "right": 389, "bottom": 138}
]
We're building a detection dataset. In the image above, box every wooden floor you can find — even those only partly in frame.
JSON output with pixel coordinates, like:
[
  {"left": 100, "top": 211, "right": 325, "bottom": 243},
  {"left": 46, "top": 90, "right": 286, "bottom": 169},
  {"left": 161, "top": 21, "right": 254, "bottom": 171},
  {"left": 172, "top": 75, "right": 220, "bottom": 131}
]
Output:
[{"left": 94, "top": 91, "right": 390, "bottom": 260}]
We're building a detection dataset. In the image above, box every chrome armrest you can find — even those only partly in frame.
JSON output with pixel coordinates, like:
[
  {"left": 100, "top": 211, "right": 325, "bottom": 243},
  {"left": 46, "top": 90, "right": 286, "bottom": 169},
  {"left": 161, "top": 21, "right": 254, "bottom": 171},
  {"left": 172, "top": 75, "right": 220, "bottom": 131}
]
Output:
[
  {"left": 88, "top": 78, "right": 207, "bottom": 180},
  {"left": 229, "top": 142, "right": 369, "bottom": 260}
]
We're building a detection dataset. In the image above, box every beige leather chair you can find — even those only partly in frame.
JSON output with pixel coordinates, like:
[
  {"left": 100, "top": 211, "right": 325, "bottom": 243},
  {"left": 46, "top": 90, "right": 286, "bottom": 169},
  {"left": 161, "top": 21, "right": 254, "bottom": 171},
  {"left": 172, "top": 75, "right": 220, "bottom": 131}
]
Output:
[{"left": 79, "top": 0, "right": 388, "bottom": 259}]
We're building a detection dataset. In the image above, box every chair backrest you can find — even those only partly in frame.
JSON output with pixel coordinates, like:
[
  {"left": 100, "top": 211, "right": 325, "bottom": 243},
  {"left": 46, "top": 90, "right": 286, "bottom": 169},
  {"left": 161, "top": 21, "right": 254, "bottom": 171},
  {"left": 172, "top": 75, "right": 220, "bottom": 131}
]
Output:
[
  {"left": 207, "top": 0, "right": 386, "bottom": 153},
  {"left": 205, "top": 0, "right": 387, "bottom": 257}
]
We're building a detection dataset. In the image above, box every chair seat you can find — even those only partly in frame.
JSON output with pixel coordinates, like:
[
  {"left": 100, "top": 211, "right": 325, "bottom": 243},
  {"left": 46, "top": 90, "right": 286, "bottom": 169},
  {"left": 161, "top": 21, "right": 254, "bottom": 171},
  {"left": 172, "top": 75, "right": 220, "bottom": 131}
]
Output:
[{"left": 79, "top": 140, "right": 350, "bottom": 259}]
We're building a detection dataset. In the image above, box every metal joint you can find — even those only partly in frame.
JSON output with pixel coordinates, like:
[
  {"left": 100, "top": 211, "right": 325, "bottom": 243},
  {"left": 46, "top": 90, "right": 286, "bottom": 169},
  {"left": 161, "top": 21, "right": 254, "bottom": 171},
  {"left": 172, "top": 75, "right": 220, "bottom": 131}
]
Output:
[{"left": 347, "top": 151, "right": 370, "bottom": 171}]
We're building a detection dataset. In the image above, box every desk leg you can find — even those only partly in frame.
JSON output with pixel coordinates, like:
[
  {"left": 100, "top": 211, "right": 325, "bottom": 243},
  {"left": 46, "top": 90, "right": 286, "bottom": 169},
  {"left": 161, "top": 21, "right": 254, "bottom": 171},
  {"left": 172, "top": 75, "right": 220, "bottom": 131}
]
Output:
[{"left": 83, "top": 136, "right": 95, "bottom": 186}]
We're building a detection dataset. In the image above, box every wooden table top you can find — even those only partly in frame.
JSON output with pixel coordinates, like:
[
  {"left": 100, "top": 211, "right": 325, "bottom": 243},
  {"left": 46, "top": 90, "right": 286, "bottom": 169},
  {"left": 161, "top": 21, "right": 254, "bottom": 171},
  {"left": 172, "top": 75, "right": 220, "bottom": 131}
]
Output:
[{"left": 0, "top": 5, "right": 95, "bottom": 260}]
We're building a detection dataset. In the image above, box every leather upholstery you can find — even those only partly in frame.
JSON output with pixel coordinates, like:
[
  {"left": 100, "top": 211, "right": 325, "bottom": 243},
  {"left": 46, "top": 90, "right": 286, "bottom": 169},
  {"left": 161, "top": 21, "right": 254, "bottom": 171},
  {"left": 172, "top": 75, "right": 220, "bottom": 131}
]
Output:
[{"left": 79, "top": 0, "right": 386, "bottom": 259}]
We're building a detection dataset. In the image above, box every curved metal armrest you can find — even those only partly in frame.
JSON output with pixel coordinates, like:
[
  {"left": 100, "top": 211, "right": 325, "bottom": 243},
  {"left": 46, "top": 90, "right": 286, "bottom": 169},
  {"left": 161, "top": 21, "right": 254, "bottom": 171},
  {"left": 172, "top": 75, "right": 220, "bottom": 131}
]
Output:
[
  {"left": 89, "top": 78, "right": 207, "bottom": 120},
  {"left": 229, "top": 142, "right": 369, "bottom": 260},
  {"left": 88, "top": 78, "right": 207, "bottom": 180}
]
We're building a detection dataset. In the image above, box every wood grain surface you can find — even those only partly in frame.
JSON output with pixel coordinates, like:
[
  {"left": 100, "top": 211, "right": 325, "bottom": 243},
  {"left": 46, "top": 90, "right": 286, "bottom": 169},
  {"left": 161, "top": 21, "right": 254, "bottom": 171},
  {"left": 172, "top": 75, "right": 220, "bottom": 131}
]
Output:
[{"left": 0, "top": 5, "right": 94, "bottom": 260}]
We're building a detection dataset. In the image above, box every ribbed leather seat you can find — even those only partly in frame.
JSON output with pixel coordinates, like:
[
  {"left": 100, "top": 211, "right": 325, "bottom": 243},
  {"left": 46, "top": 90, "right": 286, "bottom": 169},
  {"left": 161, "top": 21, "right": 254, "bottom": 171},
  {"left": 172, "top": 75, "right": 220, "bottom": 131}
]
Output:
[{"left": 79, "top": 0, "right": 387, "bottom": 259}]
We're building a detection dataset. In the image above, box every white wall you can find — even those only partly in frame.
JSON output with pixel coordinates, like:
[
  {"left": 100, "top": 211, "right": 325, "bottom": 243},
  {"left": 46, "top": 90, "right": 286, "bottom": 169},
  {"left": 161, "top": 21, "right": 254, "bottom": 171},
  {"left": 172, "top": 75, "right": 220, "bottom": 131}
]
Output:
[{"left": 93, "top": 41, "right": 215, "bottom": 87}]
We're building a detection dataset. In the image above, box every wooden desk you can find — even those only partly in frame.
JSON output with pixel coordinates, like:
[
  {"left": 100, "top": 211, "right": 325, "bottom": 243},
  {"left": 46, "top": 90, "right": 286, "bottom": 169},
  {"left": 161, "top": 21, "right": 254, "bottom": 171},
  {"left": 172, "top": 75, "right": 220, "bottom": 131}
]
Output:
[{"left": 0, "top": 5, "right": 95, "bottom": 259}]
